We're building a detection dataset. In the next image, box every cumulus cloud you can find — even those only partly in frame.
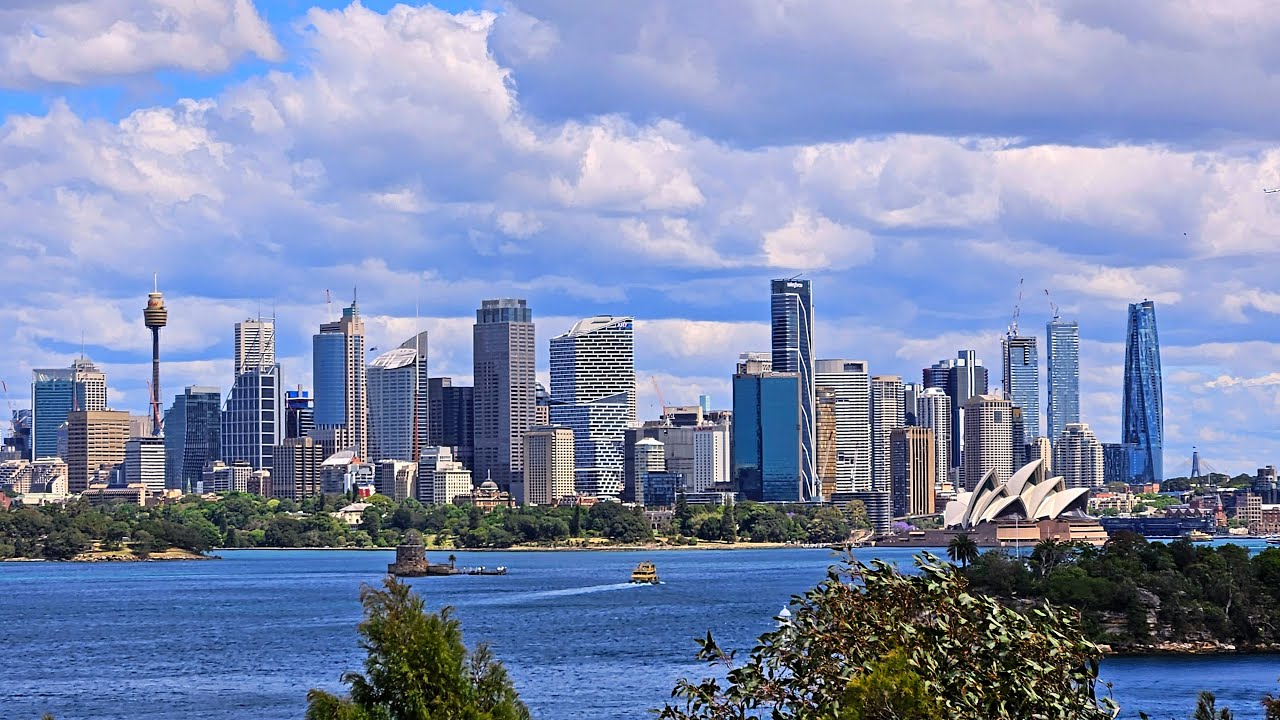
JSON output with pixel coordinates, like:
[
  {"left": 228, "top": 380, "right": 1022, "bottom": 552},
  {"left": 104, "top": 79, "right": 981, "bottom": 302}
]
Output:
[{"left": 762, "top": 209, "right": 874, "bottom": 271}]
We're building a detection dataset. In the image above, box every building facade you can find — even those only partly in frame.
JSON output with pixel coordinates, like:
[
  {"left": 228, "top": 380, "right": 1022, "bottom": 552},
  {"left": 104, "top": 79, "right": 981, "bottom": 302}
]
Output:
[
  {"left": 271, "top": 436, "right": 324, "bottom": 500},
  {"left": 124, "top": 436, "right": 166, "bottom": 494},
  {"left": 66, "top": 410, "right": 130, "bottom": 493},
  {"left": 523, "top": 425, "right": 576, "bottom": 506},
  {"left": 692, "top": 424, "right": 729, "bottom": 492},
  {"left": 870, "top": 375, "right": 905, "bottom": 493},
  {"left": 732, "top": 370, "right": 802, "bottom": 503},
  {"left": 1123, "top": 300, "right": 1164, "bottom": 482},
  {"left": 417, "top": 446, "right": 473, "bottom": 505},
  {"left": 1053, "top": 422, "right": 1104, "bottom": 489},
  {"left": 915, "top": 388, "right": 951, "bottom": 496},
  {"left": 367, "top": 332, "right": 429, "bottom": 463},
  {"left": 890, "top": 426, "right": 936, "bottom": 518},
  {"left": 961, "top": 394, "right": 1013, "bottom": 491},
  {"left": 1046, "top": 317, "right": 1080, "bottom": 444},
  {"left": 472, "top": 299, "right": 536, "bottom": 493},
  {"left": 31, "top": 358, "right": 106, "bottom": 460},
  {"left": 814, "top": 359, "right": 872, "bottom": 494},
  {"left": 313, "top": 301, "right": 367, "bottom": 457},
  {"left": 1001, "top": 333, "right": 1040, "bottom": 443},
  {"left": 770, "top": 278, "right": 816, "bottom": 500},
  {"left": 223, "top": 318, "right": 282, "bottom": 471},
  {"left": 427, "top": 377, "right": 474, "bottom": 470},
  {"left": 164, "top": 385, "right": 222, "bottom": 491}
]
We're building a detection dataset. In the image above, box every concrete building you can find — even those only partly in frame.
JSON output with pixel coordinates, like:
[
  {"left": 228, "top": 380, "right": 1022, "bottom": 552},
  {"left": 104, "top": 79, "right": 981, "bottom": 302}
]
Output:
[
  {"left": 692, "top": 424, "right": 729, "bottom": 492},
  {"left": 771, "top": 278, "right": 816, "bottom": 501},
  {"left": 550, "top": 316, "right": 635, "bottom": 497},
  {"left": 142, "top": 282, "right": 168, "bottom": 436},
  {"left": 472, "top": 298, "right": 536, "bottom": 494},
  {"left": 814, "top": 359, "right": 872, "bottom": 493},
  {"left": 628, "top": 437, "right": 666, "bottom": 505},
  {"left": 124, "top": 436, "right": 166, "bottom": 494},
  {"left": 66, "top": 410, "right": 130, "bottom": 493},
  {"left": 202, "top": 461, "right": 253, "bottom": 493},
  {"left": 272, "top": 436, "right": 324, "bottom": 500},
  {"left": 223, "top": 318, "right": 281, "bottom": 471},
  {"left": 1029, "top": 436, "right": 1053, "bottom": 475},
  {"left": 319, "top": 451, "right": 375, "bottom": 495},
  {"left": 915, "top": 388, "right": 951, "bottom": 495},
  {"left": 313, "top": 299, "right": 367, "bottom": 458},
  {"left": 890, "top": 426, "right": 936, "bottom": 518},
  {"left": 164, "top": 386, "right": 221, "bottom": 491},
  {"left": 1053, "top": 423, "right": 1104, "bottom": 489},
  {"left": 523, "top": 425, "right": 575, "bottom": 506},
  {"left": 736, "top": 351, "right": 772, "bottom": 376},
  {"left": 417, "top": 446, "right": 474, "bottom": 506},
  {"left": 0, "top": 459, "right": 32, "bottom": 493},
  {"left": 1046, "top": 317, "right": 1080, "bottom": 444},
  {"left": 927, "top": 351, "right": 989, "bottom": 475},
  {"left": 31, "top": 458, "right": 68, "bottom": 494},
  {"left": 367, "top": 332, "right": 429, "bottom": 463},
  {"left": 961, "top": 394, "right": 1013, "bottom": 491},
  {"left": 1255, "top": 466, "right": 1278, "bottom": 505},
  {"left": 31, "top": 358, "right": 106, "bottom": 460},
  {"left": 870, "top": 375, "right": 905, "bottom": 493},
  {"left": 375, "top": 459, "right": 418, "bottom": 502},
  {"left": 427, "top": 377, "right": 473, "bottom": 470}
]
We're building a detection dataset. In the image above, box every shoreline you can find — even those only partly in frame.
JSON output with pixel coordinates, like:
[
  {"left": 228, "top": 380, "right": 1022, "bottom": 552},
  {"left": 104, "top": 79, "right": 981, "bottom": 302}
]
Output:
[{"left": 214, "top": 542, "right": 822, "bottom": 553}]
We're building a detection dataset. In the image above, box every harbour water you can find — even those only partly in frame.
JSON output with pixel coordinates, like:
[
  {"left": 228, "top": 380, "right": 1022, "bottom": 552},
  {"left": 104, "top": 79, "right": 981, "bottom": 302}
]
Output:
[{"left": 5, "top": 546, "right": 1277, "bottom": 719}]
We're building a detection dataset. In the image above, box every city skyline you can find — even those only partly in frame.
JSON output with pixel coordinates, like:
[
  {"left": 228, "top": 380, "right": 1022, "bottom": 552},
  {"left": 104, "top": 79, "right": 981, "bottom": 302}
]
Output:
[{"left": 1, "top": 1, "right": 1278, "bottom": 476}]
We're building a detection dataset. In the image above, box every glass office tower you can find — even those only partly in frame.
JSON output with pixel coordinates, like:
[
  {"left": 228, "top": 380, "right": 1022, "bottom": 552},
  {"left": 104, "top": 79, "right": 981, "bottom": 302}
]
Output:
[
  {"left": 1123, "top": 300, "right": 1164, "bottom": 482},
  {"left": 1046, "top": 317, "right": 1080, "bottom": 443},
  {"left": 732, "top": 371, "right": 802, "bottom": 503},
  {"left": 770, "top": 278, "right": 815, "bottom": 500}
]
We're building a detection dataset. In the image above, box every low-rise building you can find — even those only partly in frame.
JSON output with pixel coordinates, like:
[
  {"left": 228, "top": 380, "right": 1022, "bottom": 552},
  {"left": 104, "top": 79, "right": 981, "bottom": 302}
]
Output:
[
  {"left": 333, "top": 502, "right": 373, "bottom": 527},
  {"left": 82, "top": 482, "right": 147, "bottom": 506}
]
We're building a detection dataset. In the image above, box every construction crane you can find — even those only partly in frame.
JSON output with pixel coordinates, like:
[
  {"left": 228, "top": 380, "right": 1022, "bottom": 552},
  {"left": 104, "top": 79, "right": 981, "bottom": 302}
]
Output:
[
  {"left": 649, "top": 376, "right": 669, "bottom": 424},
  {"left": 1008, "top": 278, "right": 1024, "bottom": 336},
  {"left": 0, "top": 380, "right": 14, "bottom": 446},
  {"left": 1044, "top": 288, "right": 1060, "bottom": 320}
]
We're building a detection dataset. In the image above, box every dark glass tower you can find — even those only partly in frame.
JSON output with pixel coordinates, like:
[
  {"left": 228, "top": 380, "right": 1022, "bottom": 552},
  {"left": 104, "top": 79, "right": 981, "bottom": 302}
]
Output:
[
  {"left": 770, "top": 278, "right": 815, "bottom": 500},
  {"left": 1046, "top": 317, "right": 1080, "bottom": 443},
  {"left": 732, "top": 371, "right": 802, "bottom": 502},
  {"left": 1001, "top": 334, "right": 1039, "bottom": 443},
  {"left": 1123, "top": 300, "right": 1164, "bottom": 482},
  {"left": 164, "top": 386, "right": 222, "bottom": 491}
]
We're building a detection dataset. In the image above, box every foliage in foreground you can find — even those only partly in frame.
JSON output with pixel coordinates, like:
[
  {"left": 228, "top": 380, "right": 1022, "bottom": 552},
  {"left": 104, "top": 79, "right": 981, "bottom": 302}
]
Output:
[
  {"left": 660, "top": 552, "right": 1115, "bottom": 720},
  {"left": 306, "top": 576, "right": 530, "bottom": 720}
]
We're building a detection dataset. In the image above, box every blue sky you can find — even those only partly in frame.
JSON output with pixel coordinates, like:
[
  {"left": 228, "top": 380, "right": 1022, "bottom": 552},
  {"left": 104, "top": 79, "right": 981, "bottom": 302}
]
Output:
[{"left": 2, "top": 0, "right": 1280, "bottom": 477}]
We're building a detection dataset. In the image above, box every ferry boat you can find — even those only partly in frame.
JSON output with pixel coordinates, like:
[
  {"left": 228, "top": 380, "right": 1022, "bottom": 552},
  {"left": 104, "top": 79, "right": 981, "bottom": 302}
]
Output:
[
  {"left": 465, "top": 566, "right": 508, "bottom": 576},
  {"left": 630, "top": 561, "right": 659, "bottom": 584},
  {"left": 1266, "top": 536, "right": 1280, "bottom": 546},
  {"left": 1186, "top": 530, "right": 1214, "bottom": 543}
]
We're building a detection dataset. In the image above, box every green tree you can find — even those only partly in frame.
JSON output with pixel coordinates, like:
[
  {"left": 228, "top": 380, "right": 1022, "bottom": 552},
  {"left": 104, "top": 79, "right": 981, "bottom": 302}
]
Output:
[
  {"left": 306, "top": 577, "right": 530, "bottom": 720},
  {"left": 947, "top": 533, "right": 979, "bottom": 568},
  {"left": 569, "top": 505, "right": 582, "bottom": 537},
  {"left": 660, "top": 554, "right": 1113, "bottom": 720},
  {"left": 720, "top": 502, "right": 737, "bottom": 543},
  {"left": 41, "top": 528, "right": 88, "bottom": 560}
]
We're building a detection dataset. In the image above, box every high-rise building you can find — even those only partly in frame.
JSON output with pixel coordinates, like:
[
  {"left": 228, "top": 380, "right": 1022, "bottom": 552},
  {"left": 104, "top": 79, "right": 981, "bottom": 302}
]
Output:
[
  {"left": 1123, "top": 300, "right": 1164, "bottom": 482},
  {"left": 915, "top": 388, "right": 951, "bottom": 494},
  {"left": 428, "top": 378, "right": 474, "bottom": 470},
  {"left": 66, "top": 410, "right": 130, "bottom": 493},
  {"left": 285, "top": 389, "right": 314, "bottom": 439},
  {"left": 870, "top": 375, "right": 904, "bottom": 493},
  {"left": 473, "top": 299, "right": 536, "bottom": 494},
  {"left": 1001, "top": 333, "right": 1039, "bottom": 444},
  {"left": 143, "top": 281, "right": 167, "bottom": 437},
  {"left": 736, "top": 351, "right": 772, "bottom": 375},
  {"left": 961, "top": 394, "right": 1013, "bottom": 491},
  {"left": 1029, "top": 436, "right": 1053, "bottom": 475},
  {"left": 271, "top": 436, "right": 324, "bottom": 500},
  {"left": 732, "top": 369, "right": 802, "bottom": 503},
  {"left": 770, "top": 278, "right": 816, "bottom": 501},
  {"left": 31, "top": 358, "right": 106, "bottom": 460},
  {"left": 943, "top": 351, "right": 989, "bottom": 473},
  {"left": 549, "top": 316, "right": 635, "bottom": 497},
  {"left": 375, "top": 460, "right": 417, "bottom": 502},
  {"left": 890, "top": 426, "right": 935, "bottom": 518},
  {"left": 1253, "top": 466, "right": 1278, "bottom": 505},
  {"left": 223, "top": 318, "right": 281, "bottom": 471},
  {"left": 367, "top": 332, "right": 429, "bottom": 463},
  {"left": 164, "top": 386, "right": 222, "bottom": 491},
  {"left": 628, "top": 437, "right": 667, "bottom": 505},
  {"left": 1053, "top": 423, "right": 1104, "bottom": 489},
  {"left": 417, "top": 446, "right": 473, "bottom": 505},
  {"left": 1102, "top": 443, "right": 1128, "bottom": 485},
  {"left": 534, "top": 382, "right": 551, "bottom": 426},
  {"left": 124, "top": 436, "right": 166, "bottom": 494},
  {"left": 523, "top": 425, "right": 576, "bottom": 505},
  {"left": 692, "top": 423, "right": 729, "bottom": 492},
  {"left": 814, "top": 359, "right": 872, "bottom": 493},
  {"left": 313, "top": 300, "right": 367, "bottom": 457},
  {"left": 816, "top": 386, "right": 838, "bottom": 501},
  {"left": 1046, "top": 317, "right": 1080, "bottom": 443}
]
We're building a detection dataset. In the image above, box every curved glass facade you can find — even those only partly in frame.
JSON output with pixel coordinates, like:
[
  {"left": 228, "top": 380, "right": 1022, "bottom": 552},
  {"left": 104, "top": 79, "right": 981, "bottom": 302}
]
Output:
[
  {"left": 1123, "top": 301, "right": 1163, "bottom": 482},
  {"left": 770, "top": 279, "right": 815, "bottom": 500}
]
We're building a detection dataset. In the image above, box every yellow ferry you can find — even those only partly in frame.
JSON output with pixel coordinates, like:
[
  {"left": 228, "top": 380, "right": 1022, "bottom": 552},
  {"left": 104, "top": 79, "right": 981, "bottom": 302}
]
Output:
[{"left": 630, "top": 561, "right": 659, "bottom": 584}]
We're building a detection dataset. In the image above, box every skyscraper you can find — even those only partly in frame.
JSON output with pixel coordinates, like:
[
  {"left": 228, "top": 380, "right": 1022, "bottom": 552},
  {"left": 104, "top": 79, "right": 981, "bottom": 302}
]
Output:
[
  {"left": 1123, "top": 300, "right": 1164, "bottom": 482},
  {"left": 1001, "top": 333, "right": 1039, "bottom": 445},
  {"left": 428, "top": 378, "right": 474, "bottom": 471},
  {"left": 890, "top": 426, "right": 935, "bottom": 517},
  {"left": 549, "top": 316, "right": 635, "bottom": 496},
  {"left": 124, "top": 436, "right": 166, "bottom": 493},
  {"left": 223, "top": 318, "right": 281, "bottom": 471},
  {"left": 285, "top": 389, "right": 314, "bottom": 440},
  {"left": 1046, "top": 317, "right": 1080, "bottom": 443},
  {"left": 272, "top": 436, "right": 324, "bottom": 500},
  {"left": 1053, "top": 422, "right": 1104, "bottom": 489},
  {"left": 164, "top": 386, "right": 222, "bottom": 491},
  {"left": 870, "top": 375, "right": 904, "bottom": 493},
  {"left": 941, "top": 351, "right": 989, "bottom": 472},
  {"left": 915, "top": 387, "right": 951, "bottom": 493},
  {"left": 523, "top": 425, "right": 575, "bottom": 505},
  {"left": 31, "top": 358, "right": 106, "bottom": 460},
  {"left": 66, "top": 409, "right": 130, "bottom": 493},
  {"left": 732, "top": 369, "right": 802, "bottom": 503},
  {"left": 367, "top": 332, "right": 429, "bottom": 463},
  {"left": 770, "top": 278, "right": 816, "bottom": 501},
  {"left": 815, "top": 386, "right": 838, "bottom": 501},
  {"left": 961, "top": 394, "right": 1013, "bottom": 491},
  {"left": 313, "top": 300, "right": 367, "bottom": 457},
  {"left": 814, "top": 359, "right": 872, "bottom": 493},
  {"left": 472, "top": 299, "right": 536, "bottom": 494}
]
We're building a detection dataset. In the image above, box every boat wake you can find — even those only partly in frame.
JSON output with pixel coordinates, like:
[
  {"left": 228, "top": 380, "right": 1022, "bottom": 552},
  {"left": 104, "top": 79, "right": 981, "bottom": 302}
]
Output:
[{"left": 469, "top": 582, "right": 642, "bottom": 606}]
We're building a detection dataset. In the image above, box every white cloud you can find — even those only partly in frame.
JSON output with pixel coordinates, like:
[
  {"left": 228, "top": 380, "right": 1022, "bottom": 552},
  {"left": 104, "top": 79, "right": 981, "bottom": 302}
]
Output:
[{"left": 761, "top": 209, "right": 874, "bottom": 271}]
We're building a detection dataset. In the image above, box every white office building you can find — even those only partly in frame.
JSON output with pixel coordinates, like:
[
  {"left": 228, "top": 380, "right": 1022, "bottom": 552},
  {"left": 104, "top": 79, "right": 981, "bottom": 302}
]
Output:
[
  {"left": 870, "top": 375, "right": 905, "bottom": 493},
  {"left": 815, "top": 359, "right": 872, "bottom": 492},
  {"left": 915, "top": 388, "right": 952, "bottom": 492},
  {"left": 523, "top": 425, "right": 576, "bottom": 505},
  {"left": 367, "top": 332, "right": 429, "bottom": 463},
  {"left": 417, "top": 446, "right": 474, "bottom": 506}
]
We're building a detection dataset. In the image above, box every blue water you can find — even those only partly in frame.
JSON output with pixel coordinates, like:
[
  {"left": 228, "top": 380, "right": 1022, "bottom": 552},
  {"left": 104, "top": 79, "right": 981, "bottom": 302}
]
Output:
[{"left": 3, "top": 547, "right": 1276, "bottom": 720}]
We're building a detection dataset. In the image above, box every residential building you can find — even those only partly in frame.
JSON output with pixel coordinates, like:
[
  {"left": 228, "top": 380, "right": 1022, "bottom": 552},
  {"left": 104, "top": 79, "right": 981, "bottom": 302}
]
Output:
[
  {"left": 427, "top": 377, "right": 474, "bottom": 470},
  {"left": 770, "top": 278, "right": 816, "bottom": 500},
  {"left": 313, "top": 300, "right": 367, "bottom": 457},
  {"left": 203, "top": 461, "right": 253, "bottom": 493},
  {"left": 870, "top": 375, "right": 905, "bottom": 493},
  {"left": 1029, "top": 436, "right": 1053, "bottom": 475},
  {"left": 1255, "top": 466, "right": 1278, "bottom": 505},
  {"left": 1054, "top": 423, "right": 1104, "bottom": 489},
  {"left": 549, "top": 316, "right": 635, "bottom": 497},
  {"left": 66, "top": 410, "right": 130, "bottom": 493},
  {"left": 523, "top": 425, "right": 575, "bottom": 506},
  {"left": 472, "top": 299, "right": 536, "bottom": 493},
  {"left": 31, "top": 358, "right": 106, "bottom": 460},
  {"left": 0, "top": 460, "right": 32, "bottom": 493},
  {"left": 1123, "top": 300, "right": 1164, "bottom": 482},
  {"left": 915, "top": 388, "right": 951, "bottom": 495},
  {"left": 367, "top": 332, "right": 429, "bottom": 463},
  {"left": 124, "top": 436, "right": 166, "bottom": 494},
  {"left": 814, "top": 359, "right": 872, "bottom": 493},
  {"left": 732, "top": 369, "right": 802, "bottom": 503},
  {"left": 30, "top": 458, "right": 68, "bottom": 494},
  {"left": 417, "top": 446, "right": 473, "bottom": 505},
  {"left": 890, "top": 426, "right": 936, "bottom": 517},
  {"left": 223, "top": 318, "right": 281, "bottom": 471},
  {"left": 1046, "top": 317, "right": 1081, "bottom": 443},
  {"left": 1002, "top": 333, "right": 1040, "bottom": 444},
  {"left": 961, "top": 394, "right": 1013, "bottom": 491},
  {"left": 164, "top": 386, "right": 221, "bottom": 491},
  {"left": 271, "top": 436, "right": 324, "bottom": 500}
]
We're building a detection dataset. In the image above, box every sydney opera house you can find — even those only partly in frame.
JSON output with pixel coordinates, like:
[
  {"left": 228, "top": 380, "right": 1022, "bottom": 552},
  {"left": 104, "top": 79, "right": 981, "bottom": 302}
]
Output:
[{"left": 883, "top": 459, "right": 1108, "bottom": 547}]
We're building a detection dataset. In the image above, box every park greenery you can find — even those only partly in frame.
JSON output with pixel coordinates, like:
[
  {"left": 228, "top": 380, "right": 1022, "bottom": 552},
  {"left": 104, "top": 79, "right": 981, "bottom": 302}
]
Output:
[
  {"left": 0, "top": 493, "right": 870, "bottom": 559},
  {"left": 962, "top": 532, "right": 1280, "bottom": 651}
]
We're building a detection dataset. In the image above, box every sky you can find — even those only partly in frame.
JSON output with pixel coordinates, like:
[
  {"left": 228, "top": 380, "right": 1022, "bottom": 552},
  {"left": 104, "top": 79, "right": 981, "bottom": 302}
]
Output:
[{"left": 2, "top": 0, "right": 1280, "bottom": 477}]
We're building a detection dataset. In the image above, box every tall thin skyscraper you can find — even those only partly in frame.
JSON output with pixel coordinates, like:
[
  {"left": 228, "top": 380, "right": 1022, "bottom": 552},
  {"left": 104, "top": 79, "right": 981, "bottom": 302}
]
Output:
[
  {"left": 1123, "top": 300, "right": 1164, "bottom": 482},
  {"left": 770, "top": 278, "right": 816, "bottom": 501},
  {"left": 870, "top": 375, "right": 904, "bottom": 493},
  {"left": 915, "top": 387, "right": 951, "bottom": 492},
  {"left": 367, "top": 332, "right": 429, "bottom": 463},
  {"left": 313, "top": 299, "right": 367, "bottom": 457},
  {"left": 473, "top": 299, "right": 536, "bottom": 493},
  {"left": 235, "top": 318, "right": 276, "bottom": 374},
  {"left": 428, "top": 378, "right": 474, "bottom": 471},
  {"left": 1001, "top": 333, "right": 1039, "bottom": 444},
  {"left": 1046, "top": 317, "right": 1081, "bottom": 444},
  {"left": 549, "top": 315, "right": 635, "bottom": 497},
  {"left": 814, "top": 359, "right": 872, "bottom": 493},
  {"left": 31, "top": 358, "right": 106, "bottom": 460},
  {"left": 223, "top": 318, "right": 281, "bottom": 471}
]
